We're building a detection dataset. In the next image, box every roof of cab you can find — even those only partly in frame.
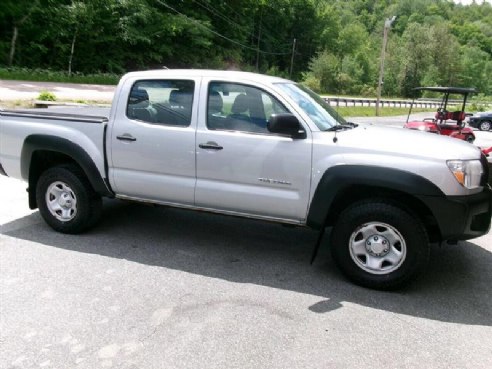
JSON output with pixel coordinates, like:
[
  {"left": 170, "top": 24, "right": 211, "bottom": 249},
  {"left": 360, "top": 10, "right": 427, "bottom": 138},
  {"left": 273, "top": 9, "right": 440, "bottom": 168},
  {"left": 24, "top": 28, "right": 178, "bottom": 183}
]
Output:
[{"left": 122, "top": 69, "right": 291, "bottom": 84}]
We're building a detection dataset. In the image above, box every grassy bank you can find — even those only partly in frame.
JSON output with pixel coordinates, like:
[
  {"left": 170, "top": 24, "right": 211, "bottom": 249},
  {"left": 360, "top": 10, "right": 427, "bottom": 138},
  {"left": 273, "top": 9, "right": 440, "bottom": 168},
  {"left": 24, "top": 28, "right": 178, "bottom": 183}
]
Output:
[
  {"left": 337, "top": 106, "right": 435, "bottom": 117},
  {"left": 0, "top": 67, "right": 120, "bottom": 85}
]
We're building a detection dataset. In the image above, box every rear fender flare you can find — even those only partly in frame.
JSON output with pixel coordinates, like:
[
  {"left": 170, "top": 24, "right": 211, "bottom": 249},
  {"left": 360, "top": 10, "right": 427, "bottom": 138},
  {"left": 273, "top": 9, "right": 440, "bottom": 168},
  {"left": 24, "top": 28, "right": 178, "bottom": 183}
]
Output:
[{"left": 21, "top": 135, "right": 113, "bottom": 206}]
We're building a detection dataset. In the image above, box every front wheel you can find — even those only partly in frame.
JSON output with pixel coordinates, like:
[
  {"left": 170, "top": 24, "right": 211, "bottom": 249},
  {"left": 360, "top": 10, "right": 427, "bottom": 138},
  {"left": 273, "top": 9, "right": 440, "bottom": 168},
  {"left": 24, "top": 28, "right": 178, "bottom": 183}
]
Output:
[
  {"left": 330, "top": 201, "right": 430, "bottom": 290},
  {"left": 479, "top": 121, "right": 491, "bottom": 131},
  {"left": 36, "top": 165, "right": 102, "bottom": 234}
]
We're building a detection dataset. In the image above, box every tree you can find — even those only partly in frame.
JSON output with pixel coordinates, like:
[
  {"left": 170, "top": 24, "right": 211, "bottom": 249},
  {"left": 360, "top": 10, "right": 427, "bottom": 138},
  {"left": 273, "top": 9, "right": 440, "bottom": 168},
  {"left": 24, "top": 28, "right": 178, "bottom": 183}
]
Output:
[
  {"left": 398, "top": 23, "right": 433, "bottom": 96},
  {"left": 1, "top": 0, "right": 492, "bottom": 98},
  {"left": 64, "top": 1, "right": 92, "bottom": 75},
  {"left": 460, "top": 44, "right": 492, "bottom": 94},
  {"left": 2, "top": 0, "right": 40, "bottom": 66}
]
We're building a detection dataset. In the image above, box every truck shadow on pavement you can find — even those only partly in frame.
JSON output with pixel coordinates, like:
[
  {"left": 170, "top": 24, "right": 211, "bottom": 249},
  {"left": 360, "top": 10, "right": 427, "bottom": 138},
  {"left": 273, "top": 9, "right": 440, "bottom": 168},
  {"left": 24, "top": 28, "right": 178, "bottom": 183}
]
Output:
[{"left": 3, "top": 199, "right": 492, "bottom": 326}]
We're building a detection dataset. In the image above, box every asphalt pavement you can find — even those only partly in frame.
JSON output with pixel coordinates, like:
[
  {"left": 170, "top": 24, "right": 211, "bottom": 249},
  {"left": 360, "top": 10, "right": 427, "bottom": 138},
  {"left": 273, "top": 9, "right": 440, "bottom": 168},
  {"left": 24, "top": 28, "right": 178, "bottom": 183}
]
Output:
[
  {"left": 1, "top": 81, "right": 492, "bottom": 368},
  {"left": 1, "top": 175, "right": 492, "bottom": 369}
]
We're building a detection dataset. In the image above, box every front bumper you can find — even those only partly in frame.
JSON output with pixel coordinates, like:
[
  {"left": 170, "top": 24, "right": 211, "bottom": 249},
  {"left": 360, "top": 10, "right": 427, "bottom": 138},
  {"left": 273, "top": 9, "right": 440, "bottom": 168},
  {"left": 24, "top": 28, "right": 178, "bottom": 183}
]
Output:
[{"left": 419, "top": 186, "right": 492, "bottom": 241}]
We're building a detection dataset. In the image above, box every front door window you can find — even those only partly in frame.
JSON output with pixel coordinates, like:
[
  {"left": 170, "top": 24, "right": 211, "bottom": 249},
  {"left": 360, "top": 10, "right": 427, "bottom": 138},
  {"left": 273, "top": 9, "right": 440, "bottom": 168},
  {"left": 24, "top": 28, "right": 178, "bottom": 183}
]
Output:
[{"left": 206, "top": 82, "right": 289, "bottom": 134}]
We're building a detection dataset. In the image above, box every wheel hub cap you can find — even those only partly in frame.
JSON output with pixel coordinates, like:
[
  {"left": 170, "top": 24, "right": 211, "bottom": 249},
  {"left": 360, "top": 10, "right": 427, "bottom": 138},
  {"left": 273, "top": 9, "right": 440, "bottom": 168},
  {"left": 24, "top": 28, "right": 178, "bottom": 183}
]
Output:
[
  {"left": 349, "top": 222, "right": 407, "bottom": 275},
  {"left": 365, "top": 235, "right": 390, "bottom": 256},
  {"left": 45, "top": 181, "right": 77, "bottom": 222},
  {"left": 59, "top": 193, "right": 72, "bottom": 207}
]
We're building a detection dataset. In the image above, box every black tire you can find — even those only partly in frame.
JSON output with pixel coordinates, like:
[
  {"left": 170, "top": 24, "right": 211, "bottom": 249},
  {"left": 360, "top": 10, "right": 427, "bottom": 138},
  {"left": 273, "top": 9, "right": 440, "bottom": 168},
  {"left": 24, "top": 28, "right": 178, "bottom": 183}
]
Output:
[
  {"left": 330, "top": 200, "right": 430, "bottom": 290},
  {"left": 36, "top": 164, "right": 102, "bottom": 234},
  {"left": 479, "top": 121, "right": 491, "bottom": 131}
]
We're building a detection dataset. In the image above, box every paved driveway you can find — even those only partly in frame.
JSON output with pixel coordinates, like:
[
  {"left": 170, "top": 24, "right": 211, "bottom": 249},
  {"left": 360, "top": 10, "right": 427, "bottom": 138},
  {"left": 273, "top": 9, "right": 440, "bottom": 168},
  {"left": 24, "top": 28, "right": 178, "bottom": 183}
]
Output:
[
  {"left": 1, "top": 176, "right": 491, "bottom": 369},
  {"left": 0, "top": 80, "right": 114, "bottom": 101}
]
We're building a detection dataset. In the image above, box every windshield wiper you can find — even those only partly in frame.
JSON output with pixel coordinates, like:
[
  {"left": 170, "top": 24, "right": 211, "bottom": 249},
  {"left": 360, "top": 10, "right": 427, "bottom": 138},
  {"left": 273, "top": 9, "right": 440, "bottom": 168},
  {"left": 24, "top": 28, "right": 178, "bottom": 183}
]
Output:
[{"left": 324, "top": 123, "right": 357, "bottom": 132}]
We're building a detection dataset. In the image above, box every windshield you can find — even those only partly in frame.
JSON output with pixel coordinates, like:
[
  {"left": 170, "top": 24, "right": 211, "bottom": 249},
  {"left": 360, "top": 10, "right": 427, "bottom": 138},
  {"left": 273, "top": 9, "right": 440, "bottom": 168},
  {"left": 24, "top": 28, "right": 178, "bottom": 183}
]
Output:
[{"left": 276, "top": 83, "right": 347, "bottom": 130}]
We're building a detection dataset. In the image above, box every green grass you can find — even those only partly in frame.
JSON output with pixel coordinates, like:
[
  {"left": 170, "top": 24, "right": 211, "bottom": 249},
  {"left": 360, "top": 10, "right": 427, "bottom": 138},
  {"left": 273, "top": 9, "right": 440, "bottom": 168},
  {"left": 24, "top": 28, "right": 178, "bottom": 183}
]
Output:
[
  {"left": 336, "top": 106, "right": 435, "bottom": 117},
  {"left": 37, "top": 90, "right": 57, "bottom": 101},
  {"left": 0, "top": 67, "right": 120, "bottom": 85}
]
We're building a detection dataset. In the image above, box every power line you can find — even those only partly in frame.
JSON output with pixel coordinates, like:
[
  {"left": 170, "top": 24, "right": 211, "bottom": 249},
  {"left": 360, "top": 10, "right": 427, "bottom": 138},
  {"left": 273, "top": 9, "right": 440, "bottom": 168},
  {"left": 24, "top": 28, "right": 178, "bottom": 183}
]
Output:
[
  {"left": 191, "top": 0, "right": 249, "bottom": 32},
  {"left": 156, "top": 0, "right": 292, "bottom": 55},
  {"left": 221, "top": 1, "right": 292, "bottom": 47},
  {"left": 193, "top": 0, "right": 252, "bottom": 35},
  {"left": 191, "top": 0, "right": 292, "bottom": 48}
]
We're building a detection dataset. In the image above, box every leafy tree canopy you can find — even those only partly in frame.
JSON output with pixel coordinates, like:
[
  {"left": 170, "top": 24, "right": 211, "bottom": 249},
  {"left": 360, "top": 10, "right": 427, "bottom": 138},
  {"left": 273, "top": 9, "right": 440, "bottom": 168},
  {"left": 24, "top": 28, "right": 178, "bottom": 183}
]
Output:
[{"left": 1, "top": 0, "right": 491, "bottom": 96}]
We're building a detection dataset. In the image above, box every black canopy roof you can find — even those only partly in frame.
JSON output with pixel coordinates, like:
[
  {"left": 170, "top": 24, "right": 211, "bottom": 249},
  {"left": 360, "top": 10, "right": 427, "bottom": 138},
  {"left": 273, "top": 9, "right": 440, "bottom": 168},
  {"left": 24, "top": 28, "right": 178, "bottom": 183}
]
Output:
[{"left": 413, "top": 87, "right": 477, "bottom": 94}]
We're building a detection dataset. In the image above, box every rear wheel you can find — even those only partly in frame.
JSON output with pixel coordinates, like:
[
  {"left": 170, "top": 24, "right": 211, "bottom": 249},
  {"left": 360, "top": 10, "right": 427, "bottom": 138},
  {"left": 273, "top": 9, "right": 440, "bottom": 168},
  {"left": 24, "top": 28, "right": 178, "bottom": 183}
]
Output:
[
  {"left": 36, "top": 165, "right": 102, "bottom": 234},
  {"left": 479, "top": 121, "right": 491, "bottom": 131},
  {"left": 330, "top": 200, "right": 430, "bottom": 290}
]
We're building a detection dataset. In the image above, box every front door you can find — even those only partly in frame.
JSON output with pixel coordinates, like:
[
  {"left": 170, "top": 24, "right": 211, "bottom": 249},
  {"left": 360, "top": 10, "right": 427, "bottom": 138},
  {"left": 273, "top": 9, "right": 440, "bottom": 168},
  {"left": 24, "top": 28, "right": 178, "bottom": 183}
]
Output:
[{"left": 195, "top": 80, "right": 312, "bottom": 222}]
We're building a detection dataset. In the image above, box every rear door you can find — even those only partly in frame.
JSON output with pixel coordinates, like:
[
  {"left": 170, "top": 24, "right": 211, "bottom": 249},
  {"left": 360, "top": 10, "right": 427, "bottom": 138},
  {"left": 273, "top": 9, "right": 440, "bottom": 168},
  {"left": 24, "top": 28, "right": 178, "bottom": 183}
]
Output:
[
  {"left": 108, "top": 77, "right": 199, "bottom": 205},
  {"left": 195, "top": 79, "right": 312, "bottom": 222}
]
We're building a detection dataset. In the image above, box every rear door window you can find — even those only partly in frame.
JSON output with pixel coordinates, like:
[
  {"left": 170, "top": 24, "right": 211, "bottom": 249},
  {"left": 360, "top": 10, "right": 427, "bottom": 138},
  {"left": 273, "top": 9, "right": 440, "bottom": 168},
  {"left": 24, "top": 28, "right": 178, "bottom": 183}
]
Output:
[{"left": 127, "top": 80, "right": 195, "bottom": 126}]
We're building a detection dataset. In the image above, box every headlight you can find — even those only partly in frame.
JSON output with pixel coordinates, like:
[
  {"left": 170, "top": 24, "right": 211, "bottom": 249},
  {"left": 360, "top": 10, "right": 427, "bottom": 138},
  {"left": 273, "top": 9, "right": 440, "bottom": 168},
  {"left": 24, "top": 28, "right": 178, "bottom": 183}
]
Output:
[{"left": 447, "top": 160, "right": 483, "bottom": 189}]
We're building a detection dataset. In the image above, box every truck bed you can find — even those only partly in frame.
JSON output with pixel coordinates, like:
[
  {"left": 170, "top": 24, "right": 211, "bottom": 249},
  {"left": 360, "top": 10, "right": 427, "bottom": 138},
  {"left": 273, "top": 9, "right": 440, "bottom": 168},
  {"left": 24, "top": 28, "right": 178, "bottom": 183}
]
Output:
[
  {"left": 0, "top": 106, "right": 110, "bottom": 123},
  {"left": 0, "top": 107, "right": 109, "bottom": 181}
]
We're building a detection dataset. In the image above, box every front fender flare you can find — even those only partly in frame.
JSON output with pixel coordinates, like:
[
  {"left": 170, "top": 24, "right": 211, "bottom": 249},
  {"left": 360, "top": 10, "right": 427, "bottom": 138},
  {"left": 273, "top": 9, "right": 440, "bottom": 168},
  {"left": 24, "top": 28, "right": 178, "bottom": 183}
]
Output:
[{"left": 306, "top": 165, "right": 444, "bottom": 229}]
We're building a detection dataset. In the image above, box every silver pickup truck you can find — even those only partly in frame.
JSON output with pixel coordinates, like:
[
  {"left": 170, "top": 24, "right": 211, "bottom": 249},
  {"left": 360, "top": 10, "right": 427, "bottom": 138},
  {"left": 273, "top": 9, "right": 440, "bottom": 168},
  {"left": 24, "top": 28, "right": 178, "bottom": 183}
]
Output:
[{"left": 1, "top": 70, "right": 491, "bottom": 289}]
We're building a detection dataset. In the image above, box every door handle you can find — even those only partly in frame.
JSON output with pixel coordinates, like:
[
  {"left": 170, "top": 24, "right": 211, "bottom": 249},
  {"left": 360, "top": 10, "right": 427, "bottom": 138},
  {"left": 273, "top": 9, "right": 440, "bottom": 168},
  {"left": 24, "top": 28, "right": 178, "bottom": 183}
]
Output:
[
  {"left": 116, "top": 134, "right": 137, "bottom": 142},
  {"left": 199, "top": 141, "right": 223, "bottom": 150}
]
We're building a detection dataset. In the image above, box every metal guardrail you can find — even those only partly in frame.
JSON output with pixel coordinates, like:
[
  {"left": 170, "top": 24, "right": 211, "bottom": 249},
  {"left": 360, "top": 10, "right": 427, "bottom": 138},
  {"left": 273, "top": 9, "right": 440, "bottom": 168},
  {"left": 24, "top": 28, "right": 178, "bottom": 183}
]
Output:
[
  {"left": 33, "top": 100, "right": 111, "bottom": 108},
  {"left": 33, "top": 101, "right": 88, "bottom": 108},
  {"left": 322, "top": 96, "right": 448, "bottom": 109}
]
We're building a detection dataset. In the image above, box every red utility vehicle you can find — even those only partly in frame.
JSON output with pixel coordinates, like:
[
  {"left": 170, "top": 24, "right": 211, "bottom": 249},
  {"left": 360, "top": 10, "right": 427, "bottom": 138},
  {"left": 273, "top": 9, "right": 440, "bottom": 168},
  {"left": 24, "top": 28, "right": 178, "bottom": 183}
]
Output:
[
  {"left": 483, "top": 147, "right": 492, "bottom": 156},
  {"left": 403, "top": 87, "right": 476, "bottom": 143}
]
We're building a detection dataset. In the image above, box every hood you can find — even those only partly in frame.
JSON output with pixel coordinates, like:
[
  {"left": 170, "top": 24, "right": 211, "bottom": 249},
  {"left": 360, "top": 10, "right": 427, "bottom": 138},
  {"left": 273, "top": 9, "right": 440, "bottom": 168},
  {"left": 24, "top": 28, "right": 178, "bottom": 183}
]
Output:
[
  {"left": 325, "top": 124, "right": 481, "bottom": 161},
  {"left": 475, "top": 111, "right": 492, "bottom": 117}
]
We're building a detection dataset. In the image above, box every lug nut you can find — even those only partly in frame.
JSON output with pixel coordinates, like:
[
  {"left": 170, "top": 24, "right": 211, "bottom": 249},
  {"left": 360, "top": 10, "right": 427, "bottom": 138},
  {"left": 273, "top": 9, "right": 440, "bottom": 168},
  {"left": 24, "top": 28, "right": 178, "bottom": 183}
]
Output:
[{"left": 374, "top": 236, "right": 379, "bottom": 241}]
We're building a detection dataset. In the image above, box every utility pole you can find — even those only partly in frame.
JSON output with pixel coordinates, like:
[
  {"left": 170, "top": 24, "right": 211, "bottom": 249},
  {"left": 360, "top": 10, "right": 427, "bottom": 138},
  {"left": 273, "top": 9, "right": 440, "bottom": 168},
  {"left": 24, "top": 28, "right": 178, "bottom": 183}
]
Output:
[
  {"left": 376, "top": 16, "right": 396, "bottom": 116},
  {"left": 256, "top": 11, "right": 262, "bottom": 72},
  {"left": 290, "top": 38, "right": 297, "bottom": 78}
]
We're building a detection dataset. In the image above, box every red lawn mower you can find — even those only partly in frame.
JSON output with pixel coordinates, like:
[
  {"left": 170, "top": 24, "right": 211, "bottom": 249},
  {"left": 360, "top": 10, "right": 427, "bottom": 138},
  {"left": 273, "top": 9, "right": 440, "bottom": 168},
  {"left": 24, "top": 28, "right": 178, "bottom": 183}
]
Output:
[{"left": 403, "top": 87, "right": 476, "bottom": 143}]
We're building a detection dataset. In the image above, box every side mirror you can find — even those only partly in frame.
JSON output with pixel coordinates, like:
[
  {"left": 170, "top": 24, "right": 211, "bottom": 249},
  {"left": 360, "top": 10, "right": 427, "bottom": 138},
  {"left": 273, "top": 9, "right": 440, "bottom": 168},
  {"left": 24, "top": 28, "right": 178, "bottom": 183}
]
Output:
[{"left": 267, "top": 113, "right": 306, "bottom": 139}]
